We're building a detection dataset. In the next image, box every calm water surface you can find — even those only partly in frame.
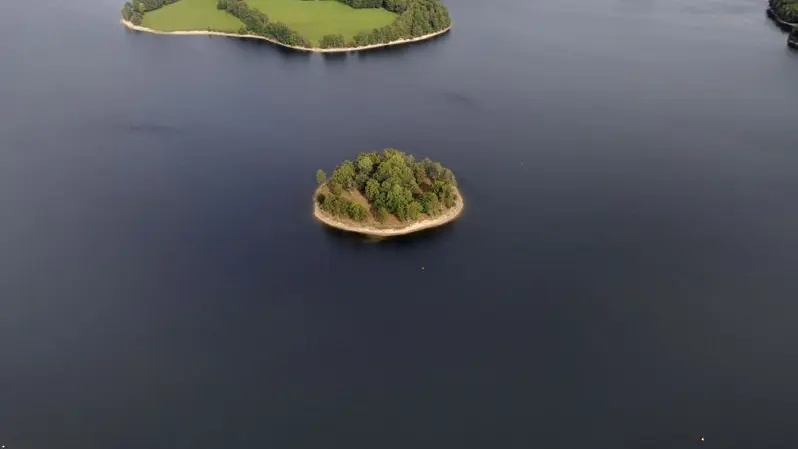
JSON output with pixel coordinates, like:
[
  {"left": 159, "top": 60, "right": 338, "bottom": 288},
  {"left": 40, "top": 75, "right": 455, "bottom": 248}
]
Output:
[{"left": 1, "top": 0, "right": 797, "bottom": 448}]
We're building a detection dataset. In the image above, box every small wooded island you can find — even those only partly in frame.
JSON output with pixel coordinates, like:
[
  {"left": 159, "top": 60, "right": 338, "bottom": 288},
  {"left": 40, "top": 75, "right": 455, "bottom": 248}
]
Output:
[
  {"left": 770, "top": 0, "right": 798, "bottom": 26},
  {"left": 120, "top": 0, "right": 451, "bottom": 52},
  {"left": 768, "top": 0, "right": 798, "bottom": 48},
  {"left": 314, "top": 149, "right": 463, "bottom": 236}
]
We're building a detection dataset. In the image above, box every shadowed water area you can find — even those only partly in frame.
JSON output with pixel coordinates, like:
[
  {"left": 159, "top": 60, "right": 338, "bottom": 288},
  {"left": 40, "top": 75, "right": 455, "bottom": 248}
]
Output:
[{"left": 1, "top": 0, "right": 797, "bottom": 448}]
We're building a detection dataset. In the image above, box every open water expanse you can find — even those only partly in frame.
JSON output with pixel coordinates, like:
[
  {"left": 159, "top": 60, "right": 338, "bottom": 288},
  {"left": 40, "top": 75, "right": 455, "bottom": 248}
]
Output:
[{"left": 1, "top": 0, "right": 798, "bottom": 447}]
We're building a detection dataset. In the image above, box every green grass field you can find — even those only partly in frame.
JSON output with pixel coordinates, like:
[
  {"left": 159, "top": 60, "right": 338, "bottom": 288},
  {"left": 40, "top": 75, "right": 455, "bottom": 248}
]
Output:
[
  {"left": 140, "top": 0, "right": 398, "bottom": 45},
  {"left": 142, "top": 0, "right": 243, "bottom": 32},
  {"left": 246, "top": 0, "right": 397, "bottom": 44}
]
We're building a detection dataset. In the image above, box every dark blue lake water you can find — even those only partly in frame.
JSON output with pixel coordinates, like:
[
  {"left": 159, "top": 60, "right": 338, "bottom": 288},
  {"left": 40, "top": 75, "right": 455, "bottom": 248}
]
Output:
[{"left": 1, "top": 0, "right": 797, "bottom": 448}]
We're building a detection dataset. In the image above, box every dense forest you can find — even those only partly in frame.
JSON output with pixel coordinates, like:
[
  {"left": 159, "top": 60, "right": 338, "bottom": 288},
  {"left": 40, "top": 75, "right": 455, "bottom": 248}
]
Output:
[
  {"left": 315, "top": 149, "right": 459, "bottom": 224},
  {"left": 770, "top": 0, "right": 798, "bottom": 23},
  {"left": 122, "top": 0, "right": 450, "bottom": 48}
]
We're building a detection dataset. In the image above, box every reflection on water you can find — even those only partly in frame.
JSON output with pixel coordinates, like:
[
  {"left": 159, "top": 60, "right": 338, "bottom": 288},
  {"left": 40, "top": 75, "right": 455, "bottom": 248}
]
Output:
[{"left": 320, "top": 219, "right": 459, "bottom": 246}]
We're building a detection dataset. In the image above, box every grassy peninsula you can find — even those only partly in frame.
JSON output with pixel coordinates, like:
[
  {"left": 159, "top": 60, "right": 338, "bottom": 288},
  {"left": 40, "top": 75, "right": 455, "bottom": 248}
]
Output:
[
  {"left": 314, "top": 149, "right": 462, "bottom": 236},
  {"left": 121, "top": 0, "right": 451, "bottom": 50}
]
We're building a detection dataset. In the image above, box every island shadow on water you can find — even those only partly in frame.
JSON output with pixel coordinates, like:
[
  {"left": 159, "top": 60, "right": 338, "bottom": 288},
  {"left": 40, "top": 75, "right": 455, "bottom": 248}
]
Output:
[
  {"left": 321, "top": 52, "right": 349, "bottom": 65},
  {"left": 121, "top": 26, "right": 307, "bottom": 61},
  {"left": 196, "top": 32, "right": 449, "bottom": 64},
  {"left": 322, "top": 31, "right": 450, "bottom": 64},
  {"left": 227, "top": 37, "right": 313, "bottom": 61}
]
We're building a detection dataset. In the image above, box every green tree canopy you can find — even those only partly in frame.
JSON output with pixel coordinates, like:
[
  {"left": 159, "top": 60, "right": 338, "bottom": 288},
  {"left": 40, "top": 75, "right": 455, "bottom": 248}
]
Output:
[
  {"left": 315, "top": 149, "right": 459, "bottom": 225},
  {"left": 316, "top": 169, "right": 327, "bottom": 185},
  {"left": 331, "top": 160, "right": 356, "bottom": 189},
  {"left": 771, "top": 0, "right": 798, "bottom": 23},
  {"left": 319, "top": 34, "right": 346, "bottom": 48}
]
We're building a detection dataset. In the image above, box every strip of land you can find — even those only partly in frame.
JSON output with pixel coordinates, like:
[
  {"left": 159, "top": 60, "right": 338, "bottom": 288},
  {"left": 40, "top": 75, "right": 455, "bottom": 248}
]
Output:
[
  {"left": 313, "top": 187, "right": 464, "bottom": 237},
  {"left": 121, "top": 19, "right": 451, "bottom": 53}
]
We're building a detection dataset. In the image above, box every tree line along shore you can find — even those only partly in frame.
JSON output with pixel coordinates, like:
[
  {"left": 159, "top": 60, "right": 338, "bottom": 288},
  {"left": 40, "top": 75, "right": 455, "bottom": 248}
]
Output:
[
  {"left": 314, "top": 149, "right": 462, "bottom": 234},
  {"left": 121, "top": 0, "right": 451, "bottom": 50}
]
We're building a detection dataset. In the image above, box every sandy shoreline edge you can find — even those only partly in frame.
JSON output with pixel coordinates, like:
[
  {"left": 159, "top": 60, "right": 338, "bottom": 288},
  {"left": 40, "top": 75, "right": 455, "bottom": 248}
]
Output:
[
  {"left": 120, "top": 19, "right": 451, "bottom": 53},
  {"left": 313, "top": 186, "right": 464, "bottom": 237}
]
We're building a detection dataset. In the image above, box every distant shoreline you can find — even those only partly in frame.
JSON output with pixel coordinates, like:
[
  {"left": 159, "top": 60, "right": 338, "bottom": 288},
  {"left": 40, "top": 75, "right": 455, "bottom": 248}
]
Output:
[
  {"left": 313, "top": 186, "right": 464, "bottom": 237},
  {"left": 120, "top": 19, "right": 451, "bottom": 53}
]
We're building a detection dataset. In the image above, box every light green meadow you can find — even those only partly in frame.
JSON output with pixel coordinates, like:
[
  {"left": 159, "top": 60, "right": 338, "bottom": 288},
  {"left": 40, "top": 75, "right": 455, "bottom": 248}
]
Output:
[
  {"left": 142, "top": 0, "right": 244, "bottom": 32},
  {"left": 246, "top": 0, "right": 397, "bottom": 44},
  {"left": 140, "top": 0, "right": 398, "bottom": 45}
]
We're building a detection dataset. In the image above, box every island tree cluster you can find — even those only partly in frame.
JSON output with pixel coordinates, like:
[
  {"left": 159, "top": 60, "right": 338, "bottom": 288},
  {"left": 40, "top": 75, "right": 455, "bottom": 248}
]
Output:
[
  {"left": 316, "top": 149, "right": 458, "bottom": 224},
  {"left": 341, "top": 0, "right": 451, "bottom": 47},
  {"left": 122, "top": 0, "right": 450, "bottom": 48},
  {"left": 770, "top": 0, "right": 798, "bottom": 23}
]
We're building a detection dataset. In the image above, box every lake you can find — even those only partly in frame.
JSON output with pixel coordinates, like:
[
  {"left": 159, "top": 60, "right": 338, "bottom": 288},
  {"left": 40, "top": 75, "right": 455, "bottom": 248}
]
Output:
[{"left": 1, "top": 0, "right": 797, "bottom": 448}]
